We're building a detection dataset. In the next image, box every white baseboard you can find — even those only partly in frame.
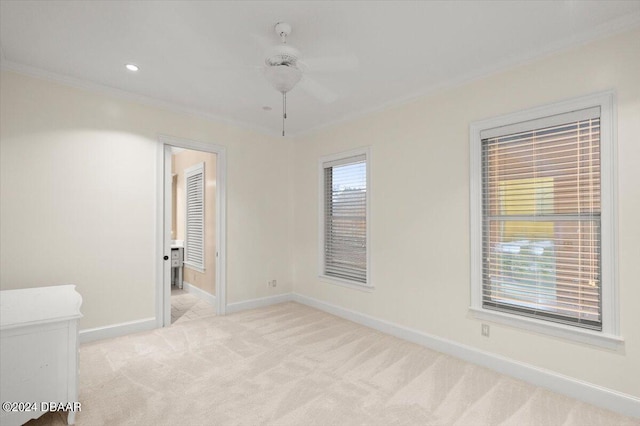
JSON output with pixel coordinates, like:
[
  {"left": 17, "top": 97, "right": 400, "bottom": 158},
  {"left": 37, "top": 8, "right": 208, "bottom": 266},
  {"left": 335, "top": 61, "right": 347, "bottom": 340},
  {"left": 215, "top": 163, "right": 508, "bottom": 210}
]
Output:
[
  {"left": 182, "top": 282, "right": 216, "bottom": 306},
  {"left": 226, "top": 293, "right": 292, "bottom": 314},
  {"left": 79, "top": 317, "right": 156, "bottom": 344},
  {"left": 292, "top": 293, "right": 640, "bottom": 419}
]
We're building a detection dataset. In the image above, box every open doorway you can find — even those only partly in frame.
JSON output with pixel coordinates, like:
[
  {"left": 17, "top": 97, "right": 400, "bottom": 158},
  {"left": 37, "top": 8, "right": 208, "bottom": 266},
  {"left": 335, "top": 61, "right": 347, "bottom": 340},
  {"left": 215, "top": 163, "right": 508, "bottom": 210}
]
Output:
[
  {"left": 169, "top": 147, "right": 216, "bottom": 324},
  {"left": 157, "top": 135, "right": 227, "bottom": 328}
]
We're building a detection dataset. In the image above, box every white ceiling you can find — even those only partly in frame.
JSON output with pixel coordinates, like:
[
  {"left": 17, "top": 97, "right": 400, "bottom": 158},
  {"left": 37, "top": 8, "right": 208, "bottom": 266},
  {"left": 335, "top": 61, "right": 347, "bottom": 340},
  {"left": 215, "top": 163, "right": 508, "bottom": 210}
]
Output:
[{"left": 1, "top": 1, "right": 639, "bottom": 137}]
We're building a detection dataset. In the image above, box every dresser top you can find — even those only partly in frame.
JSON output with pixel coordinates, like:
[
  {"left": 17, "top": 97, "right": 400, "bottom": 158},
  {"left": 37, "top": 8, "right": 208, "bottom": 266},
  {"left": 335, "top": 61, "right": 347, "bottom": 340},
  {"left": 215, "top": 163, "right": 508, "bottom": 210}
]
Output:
[{"left": 0, "top": 285, "right": 83, "bottom": 330}]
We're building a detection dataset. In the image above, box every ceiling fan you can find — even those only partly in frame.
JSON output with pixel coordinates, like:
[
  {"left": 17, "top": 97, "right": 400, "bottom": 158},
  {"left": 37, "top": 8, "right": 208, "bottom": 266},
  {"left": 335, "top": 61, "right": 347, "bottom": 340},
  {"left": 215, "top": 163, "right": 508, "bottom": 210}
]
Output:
[{"left": 259, "top": 22, "right": 358, "bottom": 136}]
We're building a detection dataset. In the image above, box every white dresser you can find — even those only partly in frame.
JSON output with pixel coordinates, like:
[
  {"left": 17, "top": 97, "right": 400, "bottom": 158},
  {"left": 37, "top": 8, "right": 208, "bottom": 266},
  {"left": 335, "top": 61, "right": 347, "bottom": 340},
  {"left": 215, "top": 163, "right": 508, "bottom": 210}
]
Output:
[{"left": 0, "top": 285, "right": 83, "bottom": 426}]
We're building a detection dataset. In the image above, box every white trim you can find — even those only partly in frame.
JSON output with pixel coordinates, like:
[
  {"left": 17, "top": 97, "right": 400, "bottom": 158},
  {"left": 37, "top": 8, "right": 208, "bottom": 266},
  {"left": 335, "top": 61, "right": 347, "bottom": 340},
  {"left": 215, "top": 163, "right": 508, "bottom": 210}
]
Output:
[
  {"left": 323, "top": 153, "right": 366, "bottom": 169},
  {"left": 77, "top": 291, "right": 639, "bottom": 417},
  {"left": 182, "top": 282, "right": 216, "bottom": 306},
  {"left": 471, "top": 91, "right": 616, "bottom": 137},
  {"left": 479, "top": 106, "right": 600, "bottom": 139},
  {"left": 3, "top": 15, "right": 640, "bottom": 142},
  {"left": 318, "top": 274, "right": 375, "bottom": 292},
  {"left": 79, "top": 317, "right": 156, "bottom": 344},
  {"left": 295, "top": 15, "right": 640, "bottom": 139},
  {"left": 469, "top": 308, "right": 623, "bottom": 350},
  {"left": 318, "top": 147, "right": 372, "bottom": 169},
  {"left": 318, "top": 146, "right": 372, "bottom": 289},
  {"left": 225, "top": 293, "right": 293, "bottom": 314},
  {"left": 156, "top": 144, "right": 169, "bottom": 328},
  {"left": 469, "top": 116, "right": 483, "bottom": 312},
  {"left": 468, "top": 91, "right": 620, "bottom": 347},
  {"left": 3, "top": 15, "right": 638, "bottom": 140},
  {"left": 291, "top": 293, "right": 639, "bottom": 419},
  {"left": 599, "top": 93, "right": 619, "bottom": 337},
  {"left": 162, "top": 145, "right": 173, "bottom": 326},
  {"left": 0, "top": 61, "right": 280, "bottom": 138},
  {"left": 183, "top": 263, "right": 205, "bottom": 274},
  {"left": 157, "top": 134, "right": 227, "bottom": 330}
]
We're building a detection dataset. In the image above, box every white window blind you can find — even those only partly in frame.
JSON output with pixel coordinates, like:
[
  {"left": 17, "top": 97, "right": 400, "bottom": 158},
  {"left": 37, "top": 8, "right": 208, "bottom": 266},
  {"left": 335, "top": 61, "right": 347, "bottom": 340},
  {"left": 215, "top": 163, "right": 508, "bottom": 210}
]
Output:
[
  {"left": 184, "top": 162, "right": 205, "bottom": 270},
  {"left": 323, "top": 154, "right": 367, "bottom": 285},
  {"left": 481, "top": 107, "right": 602, "bottom": 330}
]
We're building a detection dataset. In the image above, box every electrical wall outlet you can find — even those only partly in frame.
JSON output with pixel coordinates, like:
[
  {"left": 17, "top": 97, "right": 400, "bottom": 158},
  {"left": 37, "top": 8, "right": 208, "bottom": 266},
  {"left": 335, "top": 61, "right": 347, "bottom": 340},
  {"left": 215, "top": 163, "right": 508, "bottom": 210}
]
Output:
[
  {"left": 268, "top": 279, "right": 277, "bottom": 288},
  {"left": 481, "top": 323, "right": 490, "bottom": 337}
]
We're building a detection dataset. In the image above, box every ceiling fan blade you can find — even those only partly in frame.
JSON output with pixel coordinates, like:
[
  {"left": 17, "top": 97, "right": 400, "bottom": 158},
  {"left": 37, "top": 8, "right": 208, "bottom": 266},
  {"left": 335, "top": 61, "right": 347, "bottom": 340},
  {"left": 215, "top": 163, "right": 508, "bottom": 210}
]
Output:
[
  {"left": 297, "top": 76, "right": 339, "bottom": 104},
  {"left": 301, "top": 55, "right": 359, "bottom": 73}
]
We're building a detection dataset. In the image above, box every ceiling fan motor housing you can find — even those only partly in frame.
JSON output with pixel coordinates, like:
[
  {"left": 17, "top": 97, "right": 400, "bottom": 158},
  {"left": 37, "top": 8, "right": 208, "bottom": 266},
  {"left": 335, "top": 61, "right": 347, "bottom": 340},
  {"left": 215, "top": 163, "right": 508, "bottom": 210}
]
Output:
[
  {"left": 263, "top": 22, "right": 303, "bottom": 94},
  {"left": 265, "top": 43, "right": 301, "bottom": 67}
]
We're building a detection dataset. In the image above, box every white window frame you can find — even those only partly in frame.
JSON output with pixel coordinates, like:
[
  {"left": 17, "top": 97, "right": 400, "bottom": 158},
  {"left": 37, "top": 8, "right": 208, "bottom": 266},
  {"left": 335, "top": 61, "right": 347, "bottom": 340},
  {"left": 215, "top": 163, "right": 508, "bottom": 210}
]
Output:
[
  {"left": 318, "top": 147, "right": 372, "bottom": 290},
  {"left": 469, "top": 91, "right": 622, "bottom": 349},
  {"left": 184, "top": 161, "right": 205, "bottom": 272}
]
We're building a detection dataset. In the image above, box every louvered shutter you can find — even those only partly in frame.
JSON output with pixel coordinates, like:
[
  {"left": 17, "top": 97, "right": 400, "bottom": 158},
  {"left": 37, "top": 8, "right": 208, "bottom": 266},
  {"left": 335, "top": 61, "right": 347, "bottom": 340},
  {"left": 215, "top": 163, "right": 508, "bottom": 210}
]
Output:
[
  {"left": 323, "top": 155, "right": 367, "bottom": 284},
  {"left": 184, "top": 162, "right": 205, "bottom": 270},
  {"left": 481, "top": 107, "right": 601, "bottom": 330}
]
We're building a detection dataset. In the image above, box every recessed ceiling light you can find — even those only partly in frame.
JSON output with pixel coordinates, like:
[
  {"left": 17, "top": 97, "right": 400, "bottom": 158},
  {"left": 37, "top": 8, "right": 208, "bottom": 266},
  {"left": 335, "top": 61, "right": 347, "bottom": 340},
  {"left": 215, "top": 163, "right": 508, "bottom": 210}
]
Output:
[{"left": 125, "top": 64, "right": 139, "bottom": 72}]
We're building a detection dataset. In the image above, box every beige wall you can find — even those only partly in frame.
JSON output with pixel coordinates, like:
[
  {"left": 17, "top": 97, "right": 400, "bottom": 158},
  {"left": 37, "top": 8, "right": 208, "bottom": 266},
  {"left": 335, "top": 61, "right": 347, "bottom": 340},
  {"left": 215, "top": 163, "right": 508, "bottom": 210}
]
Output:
[
  {"left": 292, "top": 29, "right": 640, "bottom": 397},
  {"left": 1, "top": 27, "right": 638, "bottom": 401},
  {"left": 0, "top": 71, "right": 294, "bottom": 329},
  {"left": 173, "top": 150, "right": 217, "bottom": 295}
]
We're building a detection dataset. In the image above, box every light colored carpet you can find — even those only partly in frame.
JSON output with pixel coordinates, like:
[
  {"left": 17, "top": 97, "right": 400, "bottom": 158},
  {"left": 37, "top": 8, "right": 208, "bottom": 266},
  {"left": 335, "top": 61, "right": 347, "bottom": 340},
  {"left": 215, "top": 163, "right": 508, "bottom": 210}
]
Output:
[{"left": 28, "top": 302, "right": 638, "bottom": 426}]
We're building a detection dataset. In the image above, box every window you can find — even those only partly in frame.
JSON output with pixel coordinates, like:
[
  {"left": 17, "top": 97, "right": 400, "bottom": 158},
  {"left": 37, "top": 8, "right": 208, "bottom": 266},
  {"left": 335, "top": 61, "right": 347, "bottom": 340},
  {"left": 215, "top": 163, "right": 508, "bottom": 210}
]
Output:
[
  {"left": 184, "top": 162, "right": 205, "bottom": 271},
  {"left": 319, "top": 148, "right": 370, "bottom": 288},
  {"left": 470, "top": 92, "right": 620, "bottom": 347}
]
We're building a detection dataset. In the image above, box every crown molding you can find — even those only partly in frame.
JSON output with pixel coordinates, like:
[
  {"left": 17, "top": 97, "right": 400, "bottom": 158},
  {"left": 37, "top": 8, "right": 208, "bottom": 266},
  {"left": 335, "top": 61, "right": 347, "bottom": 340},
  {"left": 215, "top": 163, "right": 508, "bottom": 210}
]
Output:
[
  {"left": 295, "top": 14, "right": 640, "bottom": 140},
  {"left": 0, "top": 60, "right": 285, "bottom": 140},
  {"left": 2, "top": 12, "right": 638, "bottom": 142}
]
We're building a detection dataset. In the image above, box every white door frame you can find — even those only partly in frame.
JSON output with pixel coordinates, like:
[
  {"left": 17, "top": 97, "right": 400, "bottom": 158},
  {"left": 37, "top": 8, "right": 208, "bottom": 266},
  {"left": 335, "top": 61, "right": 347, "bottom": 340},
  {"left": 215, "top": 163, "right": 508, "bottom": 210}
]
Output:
[{"left": 156, "top": 134, "right": 227, "bottom": 327}]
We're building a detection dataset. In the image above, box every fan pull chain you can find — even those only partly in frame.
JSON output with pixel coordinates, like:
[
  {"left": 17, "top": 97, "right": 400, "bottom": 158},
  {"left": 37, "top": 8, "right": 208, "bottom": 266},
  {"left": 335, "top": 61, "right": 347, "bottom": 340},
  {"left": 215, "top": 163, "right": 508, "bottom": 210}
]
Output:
[{"left": 282, "top": 92, "right": 287, "bottom": 137}]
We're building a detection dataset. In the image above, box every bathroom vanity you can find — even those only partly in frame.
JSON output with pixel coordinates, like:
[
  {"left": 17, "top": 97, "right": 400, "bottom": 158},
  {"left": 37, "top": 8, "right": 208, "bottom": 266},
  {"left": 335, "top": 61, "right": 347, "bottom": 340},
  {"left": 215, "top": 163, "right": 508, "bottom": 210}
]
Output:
[
  {"left": 0, "top": 285, "right": 83, "bottom": 426},
  {"left": 171, "top": 243, "right": 184, "bottom": 289}
]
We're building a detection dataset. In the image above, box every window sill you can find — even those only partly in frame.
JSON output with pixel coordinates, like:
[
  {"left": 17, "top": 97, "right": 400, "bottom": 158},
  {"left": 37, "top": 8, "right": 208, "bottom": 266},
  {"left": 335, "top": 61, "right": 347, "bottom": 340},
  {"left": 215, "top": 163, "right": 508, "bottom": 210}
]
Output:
[
  {"left": 469, "top": 307, "right": 624, "bottom": 350},
  {"left": 319, "top": 275, "right": 374, "bottom": 292},
  {"left": 184, "top": 262, "right": 205, "bottom": 273}
]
